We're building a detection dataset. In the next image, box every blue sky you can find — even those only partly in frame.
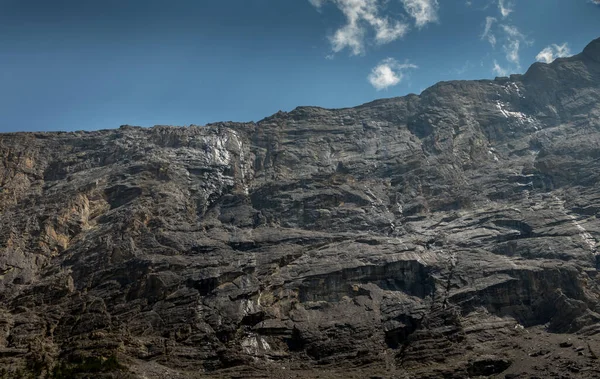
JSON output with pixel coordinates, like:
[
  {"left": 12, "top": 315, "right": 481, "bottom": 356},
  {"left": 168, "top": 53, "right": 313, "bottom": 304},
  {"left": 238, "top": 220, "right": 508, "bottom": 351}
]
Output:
[{"left": 0, "top": 0, "right": 598, "bottom": 132}]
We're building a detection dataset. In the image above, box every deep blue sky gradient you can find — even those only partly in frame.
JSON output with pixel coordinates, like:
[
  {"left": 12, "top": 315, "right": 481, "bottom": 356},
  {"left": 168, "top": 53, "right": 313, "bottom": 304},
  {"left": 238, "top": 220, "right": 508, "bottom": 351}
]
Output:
[{"left": 0, "top": 0, "right": 598, "bottom": 132}]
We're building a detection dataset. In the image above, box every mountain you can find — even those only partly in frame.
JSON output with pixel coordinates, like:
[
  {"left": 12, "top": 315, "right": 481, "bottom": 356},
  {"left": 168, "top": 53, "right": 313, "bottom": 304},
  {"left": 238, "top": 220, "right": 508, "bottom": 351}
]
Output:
[{"left": 0, "top": 38, "right": 600, "bottom": 378}]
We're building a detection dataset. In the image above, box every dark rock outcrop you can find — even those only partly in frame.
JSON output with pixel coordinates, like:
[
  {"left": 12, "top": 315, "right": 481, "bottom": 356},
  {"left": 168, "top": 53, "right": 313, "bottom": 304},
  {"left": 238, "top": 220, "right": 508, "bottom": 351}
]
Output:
[{"left": 1, "top": 38, "right": 600, "bottom": 378}]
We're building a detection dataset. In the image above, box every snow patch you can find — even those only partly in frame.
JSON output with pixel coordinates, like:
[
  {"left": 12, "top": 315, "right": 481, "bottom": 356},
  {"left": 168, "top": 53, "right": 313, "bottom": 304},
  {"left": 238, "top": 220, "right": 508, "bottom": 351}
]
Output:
[
  {"left": 495, "top": 101, "right": 538, "bottom": 129},
  {"left": 504, "top": 82, "right": 524, "bottom": 98}
]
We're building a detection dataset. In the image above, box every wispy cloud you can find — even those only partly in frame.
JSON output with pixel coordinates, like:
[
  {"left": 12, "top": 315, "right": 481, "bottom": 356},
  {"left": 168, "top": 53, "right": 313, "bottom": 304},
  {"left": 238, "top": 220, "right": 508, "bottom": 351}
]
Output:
[
  {"left": 503, "top": 39, "right": 520, "bottom": 65},
  {"left": 309, "top": 0, "right": 409, "bottom": 55},
  {"left": 309, "top": 0, "right": 327, "bottom": 7},
  {"left": 500, "top": 24, "right": 524, "bottom": 39},
  {"left": 498, "top": 0, "right": 513, "bottom": 18},
  {"left": 371, "top": 17, "right": 411, "bottom": 44},
  {"left": 500, "top": 24, "right": 532, "bottom": 68},
  {"left": 492, "top": 60, "right": 509, "bottom": 76},
  {"left": 535, "top": 43, "right": 572, "bottom": 63},
  {"left": 452, "top": 60, "right": 473, "bottom": 76},
  {"left": 400, "top": 0, "right": 439, "bottom": 28},
  {"left": 481, "top": 16, "right": 497, "bottom": 46},
  {"left": 368, "top": 58, "right": 417, "bottom": 90},
  {"left": 309, "top": 0, "right": 438, "bottom": 56},
  {"left": 480, "top": 8, "right": 530, "bottom": 76}
]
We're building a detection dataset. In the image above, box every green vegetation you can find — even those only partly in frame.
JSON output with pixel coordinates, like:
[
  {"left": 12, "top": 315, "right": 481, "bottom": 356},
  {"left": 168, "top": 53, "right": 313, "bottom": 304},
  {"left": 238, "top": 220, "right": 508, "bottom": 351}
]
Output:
[
  {"left": 0, "top": 354, "right": 125, "bottom": 379},
  {"left": 50, "top": 355, "right": 124, "bottom": 379}
]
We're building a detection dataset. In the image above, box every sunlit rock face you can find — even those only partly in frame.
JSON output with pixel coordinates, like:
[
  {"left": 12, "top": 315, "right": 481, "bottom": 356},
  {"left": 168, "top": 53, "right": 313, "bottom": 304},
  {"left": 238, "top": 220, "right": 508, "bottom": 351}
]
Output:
[{"left": 0, "top": 38, "right": 600, "bottom": 378}]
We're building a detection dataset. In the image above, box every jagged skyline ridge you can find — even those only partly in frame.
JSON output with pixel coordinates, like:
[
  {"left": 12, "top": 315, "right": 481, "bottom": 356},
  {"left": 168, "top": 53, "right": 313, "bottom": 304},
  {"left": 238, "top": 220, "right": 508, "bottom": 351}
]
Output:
[{"left": 0, "top": 0, "right": 598, "bottom": 132}]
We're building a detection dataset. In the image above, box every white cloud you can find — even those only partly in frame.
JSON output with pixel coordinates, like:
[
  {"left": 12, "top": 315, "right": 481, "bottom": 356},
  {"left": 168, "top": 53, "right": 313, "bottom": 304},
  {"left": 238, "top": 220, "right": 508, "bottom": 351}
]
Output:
[
  {"left": 400, "top": 0, "right": 439, "bottom": 28},
  {"left": 371, "top": 17, "right": 410, "bottom": 44},
  {"left": 503, "top": 39, "right": 520, "bottom": 65},
  {"left": 498, "top": 0, "right": 513, "bottom": 18},
  {"left": 368, "top": 58, "right": 417, "bottom": 90},
  {"left": 481, "top": 16, "right": 497, "bottom": 47},
  {"left": 499, "top": 24, "right": 529, "bottom": 68},
  {"left": 309, "top": 0, "right": 410, "bottom": 55},
  {"left": 500, "top": 24, "right": 524, "bottom": 39},
  {"left": 481, "top": 16, "right": 530, "bottom": 76},
  {"left": 309, "top": 0, "right": 327, "bottom": 7},
  {"left": 369, "top": 64, "right": 401, "bottom": 90},
  {"left": 554, "top": 42, "right": 571, "bottom": 57},
  {"left": 535, "top": 47, "right": 554, "bottom": 64},
  {"left": 330, "top": 22, "right": 366, "bottom": 55},
  {"left": 535, "top": 43, "right": 572, "bottom": 63},
  {"left": 309, "top": 0, "right": 438, "bottom": 56},
  {"left": 492, "top": 60, "right": 509, "bottom": 76}
]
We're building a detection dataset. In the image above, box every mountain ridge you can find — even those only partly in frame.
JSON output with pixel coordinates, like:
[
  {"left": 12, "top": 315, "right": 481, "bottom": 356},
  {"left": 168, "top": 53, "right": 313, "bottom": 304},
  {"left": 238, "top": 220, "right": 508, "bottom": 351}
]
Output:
[
  {"left": 7, "top": 37, "right": 598, "bottom": 135},
  {"left": 0, "top": 37, "right": 599, "bottom": 378}
]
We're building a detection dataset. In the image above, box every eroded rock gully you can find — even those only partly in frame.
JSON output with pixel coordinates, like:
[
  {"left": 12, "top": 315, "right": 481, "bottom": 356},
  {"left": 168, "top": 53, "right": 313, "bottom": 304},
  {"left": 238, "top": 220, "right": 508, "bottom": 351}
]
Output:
[{"left": 1, "top": 38, "right": 600, "bottom": 378}]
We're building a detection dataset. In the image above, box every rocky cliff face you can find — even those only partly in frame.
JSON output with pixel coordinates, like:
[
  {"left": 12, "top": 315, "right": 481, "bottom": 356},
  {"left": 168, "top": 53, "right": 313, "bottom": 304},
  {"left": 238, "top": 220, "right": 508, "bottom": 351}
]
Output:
[{"left": 1, "top": 38, "right": 600, "bottom": 378}]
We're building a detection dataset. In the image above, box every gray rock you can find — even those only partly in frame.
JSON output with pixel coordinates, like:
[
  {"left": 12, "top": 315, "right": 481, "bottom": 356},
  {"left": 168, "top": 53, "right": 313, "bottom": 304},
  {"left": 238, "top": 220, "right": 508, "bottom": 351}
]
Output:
[{"left": 0, "top": 37, "right": 600, "bottom": 378}]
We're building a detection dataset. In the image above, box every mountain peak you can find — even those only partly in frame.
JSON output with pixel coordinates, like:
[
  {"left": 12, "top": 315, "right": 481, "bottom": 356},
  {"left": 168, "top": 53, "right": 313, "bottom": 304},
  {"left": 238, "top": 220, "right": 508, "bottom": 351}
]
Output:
[{"left": 583, "top": 37, "right": 600, "bottom": 62}]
